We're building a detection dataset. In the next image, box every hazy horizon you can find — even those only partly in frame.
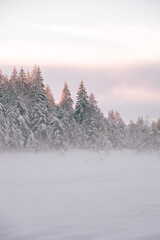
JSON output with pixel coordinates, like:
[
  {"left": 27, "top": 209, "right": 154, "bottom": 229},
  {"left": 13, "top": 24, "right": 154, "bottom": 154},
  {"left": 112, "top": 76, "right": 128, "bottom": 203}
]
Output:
[{"left": 1, "top": 63, "right": 160, "bottom": 123}]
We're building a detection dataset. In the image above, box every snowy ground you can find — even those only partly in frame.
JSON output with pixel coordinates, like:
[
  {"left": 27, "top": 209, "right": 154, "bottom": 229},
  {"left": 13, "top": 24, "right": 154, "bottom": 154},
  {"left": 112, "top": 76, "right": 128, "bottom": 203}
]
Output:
[{"left": 0, "top": 150, "right": 160, "bottom": 240}]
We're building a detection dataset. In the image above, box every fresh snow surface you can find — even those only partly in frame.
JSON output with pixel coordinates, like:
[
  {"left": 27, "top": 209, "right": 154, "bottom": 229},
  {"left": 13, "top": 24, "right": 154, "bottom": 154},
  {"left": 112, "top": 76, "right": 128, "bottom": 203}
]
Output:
[{"left": 0, "top": 150, "right": 160, "bottom": 240}]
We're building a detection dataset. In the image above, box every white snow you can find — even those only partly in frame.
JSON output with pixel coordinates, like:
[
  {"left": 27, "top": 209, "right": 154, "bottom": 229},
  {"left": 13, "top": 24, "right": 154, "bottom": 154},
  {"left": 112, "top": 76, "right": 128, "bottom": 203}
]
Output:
[{"left": 0, "top": 150, "right": 160, "bottom": 240}]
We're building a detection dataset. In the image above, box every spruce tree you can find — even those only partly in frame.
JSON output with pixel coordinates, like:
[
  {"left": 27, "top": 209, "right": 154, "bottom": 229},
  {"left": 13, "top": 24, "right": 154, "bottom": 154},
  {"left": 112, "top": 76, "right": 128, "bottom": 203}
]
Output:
[
  {"left": 87, "top": 93, "right": 111, "bottom": 150},
  {"left": 0, "top": 70, "right": 5, "bottom": 103},
  {"left": 48, "top": 107, "right": 67, "bottom": 150},
  {"left": 59, "top": 82, "right": 73, "bottom": 111},
  {"left": 74, "top": 81, "right": 91, "bottom": 147},
  {"left": 0, "top": 102, "right": 9, "bottom": 152},
  {"left": 156, "top": 118, "right": 160, "bottom": 131},
  {"left": 4, "top": 67, "right": 18, "bottom": 107},
  {"left": 106, "top": 110, "right": 120, "bottom": 149},
  {"left": 135, "top": 116, "right": 152, "bottom": 151},
  {"left": 151, "top": 121, "right": 160, "bottom": 150},
  {"left": 45, "top": 84, "right": 55, "bottom": 108},
  {"left": 7, "top": 106, "right": 25, "bottom": 151},
  {"left": 74, "top": 81, "right": 90, "bottom": 124},
  {"left": 18, "top": 67, "right": 28, "bottom": 96},
  {"left": 115, "top": 111, "right": 127, "bottom": 149},
  {"left": 127, "top": 120, "right": 137, "bottom": 150},
  {"left": 59, "top": 83, "right": 79, "bottom": 147},
  {"left": 29, "top": 66, "right": 49, "bottom": 150}
]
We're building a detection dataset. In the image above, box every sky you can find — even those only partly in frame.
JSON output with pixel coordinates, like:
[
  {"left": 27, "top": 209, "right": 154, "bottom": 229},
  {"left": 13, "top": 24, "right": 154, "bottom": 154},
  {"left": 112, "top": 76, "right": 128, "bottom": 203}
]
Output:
[{"left": 0, "top": 0, "right": 160, "bottom": 122}]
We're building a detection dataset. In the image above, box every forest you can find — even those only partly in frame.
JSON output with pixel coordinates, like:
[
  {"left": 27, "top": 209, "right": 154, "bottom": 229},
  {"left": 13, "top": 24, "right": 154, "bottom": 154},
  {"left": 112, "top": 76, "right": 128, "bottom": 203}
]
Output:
[{"left": 0, "top": 66, "right": 160, "bottom": 152}]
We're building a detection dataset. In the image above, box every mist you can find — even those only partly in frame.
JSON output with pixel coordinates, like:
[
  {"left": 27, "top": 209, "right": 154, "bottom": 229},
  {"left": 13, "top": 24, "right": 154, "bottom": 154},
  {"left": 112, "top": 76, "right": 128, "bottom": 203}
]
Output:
[{"left": 0, "top": 150, "right": 160, "bottom": 240}]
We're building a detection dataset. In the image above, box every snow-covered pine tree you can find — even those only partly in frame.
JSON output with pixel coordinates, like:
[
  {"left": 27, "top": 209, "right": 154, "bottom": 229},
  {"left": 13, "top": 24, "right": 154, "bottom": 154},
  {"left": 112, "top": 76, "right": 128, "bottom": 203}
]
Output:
[
  {"left": 143, "top": 118, "right": 153, "bottom": 150},
  {"left": 45, "top": 84, "right": 55, "bottom": 108},
  {"left": 0, "top": 102, "right": 9, "bottom": 152},
  {"left": 106, "top": 110, "right": 121, "bottom": 149},
  {"left": 59, "top": 82, "right": 81, "bottom": 148},
  {"left": 135, "top": 116, "right": 152, "bottom": 151},
  {"left": 115, "top": 111, "right": 127, "bottom": 149},
  {"left": 7, "top": 106, "right": 25, "bottom": 151},
  {"left": 59, "top": 82, "right": 73, "bottom": 111},
  {"left": 151, "top": 121, "right": 160, "bottom": 151},
  {"left": 10, "top": 67, "right": 18, "bottom": 98},
  {"left": 3, "top": 67, "right": 18, "bottom": 108},
  {"left": 156, "top": 118, "right": 160, "bottom": 149},
  {"left": 0, "top": 68, "right": 24, "bottom": 150},
  {"left": 4, "top": 68, "right": 36, "bottom": 151},
  {"left": 29, "top": 66, "right": 48, "bottom": 107},
  {"left": 29, "top": 66, "right": 50, "bottom": 150},
  {"left": 2, "top": 67, "right": 21, "bottom": 111},
  {"left": 26, "top": 71, "right": 32, "bottom": 83},
  {"left": 16, "top": 95, "right": 37, "bottom": 151},
  {"left": 87, "top": 93, "right": 111, "bottom": 150},
  {"left": 85, "top": 93, "right": 98, "bottom": 148},
  {"left": 48, "top": 106, "right": 67, "bottom": 150},
  {"left": 0, "top": 70, "right": 6, "bottom": 103},
  {"left": 74, "top": 81, "right": 90, "bottom": 124},
  {"left": 56, "top": 104, "right": 81, "bottom": 149},
  {"left": 74, "top": 81, "right": 91, "bottom": 147},
  {"left": 156, "top": 118, "right": 160, "bottom": 131},
  {"left": 127, "top": 120, "right": 137, "bottom": 150},
  {"left": 18, "top": 67, "right": 28, "bottom": 97}
]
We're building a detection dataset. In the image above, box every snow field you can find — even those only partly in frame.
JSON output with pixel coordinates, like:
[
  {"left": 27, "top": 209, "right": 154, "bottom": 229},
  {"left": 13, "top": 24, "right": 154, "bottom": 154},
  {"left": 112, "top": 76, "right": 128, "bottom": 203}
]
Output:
[{"left": 0, "top": 150, "right": 160, "bottom": 240}]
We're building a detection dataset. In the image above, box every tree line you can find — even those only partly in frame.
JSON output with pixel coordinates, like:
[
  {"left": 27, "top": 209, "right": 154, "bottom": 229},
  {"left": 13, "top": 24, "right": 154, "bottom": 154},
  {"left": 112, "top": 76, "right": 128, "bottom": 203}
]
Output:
[{"left": 0, "top": 66, "right": 160, "bottom": 152}]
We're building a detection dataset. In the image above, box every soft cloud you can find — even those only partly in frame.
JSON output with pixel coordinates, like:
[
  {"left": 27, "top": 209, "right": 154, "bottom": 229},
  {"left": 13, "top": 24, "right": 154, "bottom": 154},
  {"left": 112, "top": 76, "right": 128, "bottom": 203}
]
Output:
[
  {"left": 1, "top": 24, "right": 160, "bottom": 66},
  {"left": 37, "top": 24, "right": 160, "bottom": 48},
  {"left": 36, "top": 24, "right": 160, "bottom": 63},
  {"left": 109, "top": 86, "right": 160, "bottom": 103}
]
